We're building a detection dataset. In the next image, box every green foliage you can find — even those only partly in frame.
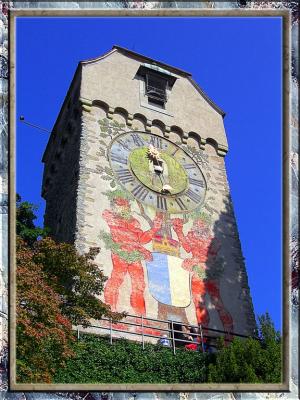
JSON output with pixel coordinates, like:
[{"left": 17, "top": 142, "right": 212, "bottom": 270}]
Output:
[
  {"left": 103, "top": 188, "right": 133, "bottom": 201},
  {"left": 16, "top": 194, "right": 49, "bottom": 246},
  {"left": 190, "top": 208, "right": 212, "bottom": 224},
  {"left": 54, "top": 334, "right": 210, "bottom": 384},
  {"left": 98, "top": 118, "right": 125, "bottom": 139},
  {"left": 32, "top": 238, "right": 125, "bottom": 327},
  {"left": 16, "top": 196, "right": 124, "bottom": 383},
  {"left": 16, "top": 194, "right": 282, "bottom": 384},
  {"left": 100, "top": 230, "right": 144, "bottom": 263},
  {"left": 16, "top": 236, "right": 124, "bottom": 383},
  {"left": 258, "top": 312, "right": 281, "bottom": 345},
  {"left": 16, "top": 237, "right": 75, "bottom": 383},
  {"left": 207, "top": 313, "right": 282, "bottom": 383}
]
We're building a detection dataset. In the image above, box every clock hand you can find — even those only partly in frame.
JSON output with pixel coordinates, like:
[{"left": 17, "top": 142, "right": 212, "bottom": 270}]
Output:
[
  {"left": 159, "top": 173, "right": 164, "bottom": 186},
  {"left": 155, "top": 162, "right": 174, "bottom": 194},
  {"left": 147, "top": 145, "right": 164, "bottom": 190},
  {"left": 147, "top": 145, "right": 175, "bottom": 194}
]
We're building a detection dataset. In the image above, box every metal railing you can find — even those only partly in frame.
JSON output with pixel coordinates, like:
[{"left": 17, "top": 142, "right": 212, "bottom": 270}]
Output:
[{"left": 76, "top": 313, "right": 257, "bottom": 355}]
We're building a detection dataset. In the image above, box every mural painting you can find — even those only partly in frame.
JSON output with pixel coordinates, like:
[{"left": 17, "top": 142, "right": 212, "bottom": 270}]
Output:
[
  {"left": 100, "top": 191, "right": 163, "bottom": 334},
  {"left": 98, "top": 118, "right": 233, "bottom": 337},
  {"left": 172, "top": 214, "right": 234, "bottom": 339}
]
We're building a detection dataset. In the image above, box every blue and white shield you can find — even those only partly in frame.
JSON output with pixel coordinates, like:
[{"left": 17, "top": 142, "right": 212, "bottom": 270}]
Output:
[{"left": 145, "top": 252, "right": 191, "bottom": 307}]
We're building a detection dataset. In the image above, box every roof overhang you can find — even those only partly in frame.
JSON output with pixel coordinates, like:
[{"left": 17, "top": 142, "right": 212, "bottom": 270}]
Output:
[{"left": 136, "top": 63, "right": 178, "bottom": 87}]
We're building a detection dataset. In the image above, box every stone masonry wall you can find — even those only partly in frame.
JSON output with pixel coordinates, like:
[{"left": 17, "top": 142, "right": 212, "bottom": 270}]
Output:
[{"left": 42, "top": 80, "right": 81, "bottom": 243}]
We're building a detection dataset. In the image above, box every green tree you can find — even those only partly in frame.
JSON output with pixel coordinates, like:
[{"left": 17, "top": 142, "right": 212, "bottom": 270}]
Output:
[
  {"left": 16, "top": 195, "right": 123, "bottom": 327},
  {"left": 16, "top": 194, "right": 48, "bottom": 246},
  {"left": 16, "top": 237, "right": 75, "bottom": 383},
  {"left": 33, "top": 238, "right": 124, "bottom": 327},
  {"left": 207, "top": 313, "right": 282, "bottom": 383},
  {"left": 16, "top": 196, "right": 123, "bottom": 382}
]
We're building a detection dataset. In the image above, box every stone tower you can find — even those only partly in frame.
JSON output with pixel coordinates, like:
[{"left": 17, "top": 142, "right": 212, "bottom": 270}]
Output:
[{"left": 42, "top": 46, "right": 256, "bottom": 339}]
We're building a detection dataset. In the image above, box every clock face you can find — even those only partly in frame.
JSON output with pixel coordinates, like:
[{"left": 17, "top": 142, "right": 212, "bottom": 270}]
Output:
[{"left": 109, "top": 131, "right": 206, "bottom": 213}]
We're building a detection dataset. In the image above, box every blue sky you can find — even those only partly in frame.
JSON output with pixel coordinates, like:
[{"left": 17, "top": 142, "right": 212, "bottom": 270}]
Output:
[{"left": 16, "top": 16, "right": 282, "bottom": 331}]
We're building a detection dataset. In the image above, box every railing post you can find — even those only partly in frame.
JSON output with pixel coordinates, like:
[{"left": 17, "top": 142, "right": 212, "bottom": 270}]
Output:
[
  {"left": 199, "top": 324, "right": 204, "bottom": 353},
  {"left": 77, "top": 326, "right": 80, "bottom": 341},
  {"left": 141, "top": 315, "right": 144, "bottom": 350},
  {"left": 110, "top": 318, "right": 112, "bottom": 345},
  {"left": 171, "top": 320, "right": 176, "bottom": 355}
]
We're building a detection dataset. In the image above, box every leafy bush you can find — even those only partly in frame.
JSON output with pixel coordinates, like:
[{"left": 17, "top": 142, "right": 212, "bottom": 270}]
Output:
[
  {"left": 207, "top": 313, "right": 282, "bottom": 383},
  {"left": 54, "top": 334, "right": 210, "bottom": 384},
  {"left": 54, "top": 312, "right": 282, "bottom": 384}
]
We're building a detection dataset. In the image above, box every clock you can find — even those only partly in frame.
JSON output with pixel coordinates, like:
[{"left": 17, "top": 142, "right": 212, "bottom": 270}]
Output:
[{"left": 109, "top": 131, "right": 206, "bottom": 214}]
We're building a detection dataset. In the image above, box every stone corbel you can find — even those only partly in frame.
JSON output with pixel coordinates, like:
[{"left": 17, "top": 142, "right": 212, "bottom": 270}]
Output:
[
  {"left": 182, "top": 132, "right": 189, "bottom": 144},
  {"left": 164, "top": 126, "right": 171, "bottom": 138},
  {"left": 217, "top": 144, "right": 228, "bottom": 157},
  {"left": 200, "top": 138, "right": 206, "bottom": 150},
  {"left": 146, "top": 119, "right": 152, "bottom": 132},
  {"left": 107, "top": 107, "right": 114, "bottom": 119},
  {"left": 127, "top": 114, "right": 134, "bottom": 127},
  {"left": 79, "top": 97, "right": 92, "bottom": 112}
]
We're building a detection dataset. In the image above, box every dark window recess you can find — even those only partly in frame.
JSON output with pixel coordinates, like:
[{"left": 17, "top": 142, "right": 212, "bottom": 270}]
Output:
[{"left": 145, "top": 73, "right": 167, "bottom": 108}]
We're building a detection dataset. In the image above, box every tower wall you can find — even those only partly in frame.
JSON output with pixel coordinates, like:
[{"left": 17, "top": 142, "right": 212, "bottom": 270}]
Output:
[
  {"left": 42, "top": 49, "right": 256, "bottom": 339},
  {"left": 42, "top": 73, "right": 81, "bottom": 243},
  {"left": 72, "top": 102, "right": 255, "bottom": 336},
  {"left": 80, "top": 50, "right": 228, "bottom": 153}
]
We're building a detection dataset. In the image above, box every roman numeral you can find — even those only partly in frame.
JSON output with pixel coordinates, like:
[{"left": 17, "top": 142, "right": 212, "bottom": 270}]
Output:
[
  {"left": 185, "top": 189, "right": 202, "bottom": 203},
  {"left": 116, "top": 168, "right": 135, "bottom": 184},
  {"left": 117, "top": 139, "right": 130, "bottom": 151},
  {"left": 183, "top": 163, "right": 196, "bottom": 170},
  {"left": 132, "top": 184, "right": 149, "bottom": 201},
  {"left": 175, "top": 198, "right": 187, "bottom": 211},
  {"left": 131, "top": 133, "right": 144, "bottom": 147},
  {"left": 150, "top": 136, "right": 163, "bottom": 149},
  {"left": 111, "top": 152, "right": 128, "bottom": 165},
  {"left": 157, "top": 195, "right": 168, "bottom": 211},
  {"left": 189, "top": 178, "right": 205, "bottom": 188}
]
